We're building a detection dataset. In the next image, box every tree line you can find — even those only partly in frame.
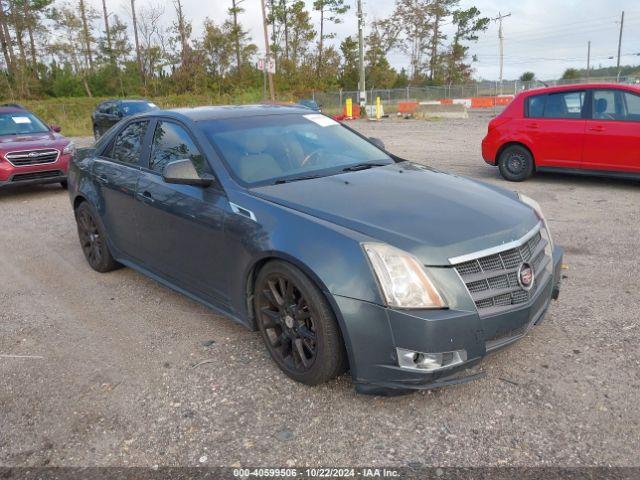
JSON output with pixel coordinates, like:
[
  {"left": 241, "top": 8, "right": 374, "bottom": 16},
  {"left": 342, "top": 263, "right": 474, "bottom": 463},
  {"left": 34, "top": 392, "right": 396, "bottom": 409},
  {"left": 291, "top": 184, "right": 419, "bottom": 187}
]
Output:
[{"left": 0, "top": 0, "right": 489, "bottom": 100}]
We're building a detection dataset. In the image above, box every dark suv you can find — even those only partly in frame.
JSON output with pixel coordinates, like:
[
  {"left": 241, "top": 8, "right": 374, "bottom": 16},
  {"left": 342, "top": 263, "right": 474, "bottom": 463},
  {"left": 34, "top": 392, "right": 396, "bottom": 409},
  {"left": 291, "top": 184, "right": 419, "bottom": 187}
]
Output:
[{"left": 91, "top": 99, "right": 159, "bottom": 140}]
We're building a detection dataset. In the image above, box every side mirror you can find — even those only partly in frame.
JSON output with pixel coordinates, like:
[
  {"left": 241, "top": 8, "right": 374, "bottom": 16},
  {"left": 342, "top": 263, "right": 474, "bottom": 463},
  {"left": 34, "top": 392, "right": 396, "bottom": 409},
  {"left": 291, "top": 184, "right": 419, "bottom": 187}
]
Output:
[
  {"left": 369, "top": 137, "right": 386, "bottom": 150},
  {"left": 50, "top": 124, "right": 62, "bottom": 133},
  {"left": 163, "top": 159, "right": 214, "bottom": 187}
]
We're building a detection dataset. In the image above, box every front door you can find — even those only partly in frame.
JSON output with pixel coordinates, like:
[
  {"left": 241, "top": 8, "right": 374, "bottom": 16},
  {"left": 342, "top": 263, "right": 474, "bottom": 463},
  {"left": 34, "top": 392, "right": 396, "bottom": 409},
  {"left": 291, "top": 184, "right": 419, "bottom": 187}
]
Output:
[
  {"left": 583, "top": 88, "right": 640, "bottom": 173},
  {"left": 93, "top": 120, "right": 151, "bottom": 258},
  {"left": 135, "top": 120, "right": 232, "bottom": 308}
]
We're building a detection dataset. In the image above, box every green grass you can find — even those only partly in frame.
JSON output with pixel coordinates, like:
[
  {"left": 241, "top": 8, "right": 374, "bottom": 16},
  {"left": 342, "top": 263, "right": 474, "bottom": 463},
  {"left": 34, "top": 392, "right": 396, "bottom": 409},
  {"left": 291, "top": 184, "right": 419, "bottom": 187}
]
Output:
[{"left": 18, "top": 92, "right": 270, "bottom": 137}]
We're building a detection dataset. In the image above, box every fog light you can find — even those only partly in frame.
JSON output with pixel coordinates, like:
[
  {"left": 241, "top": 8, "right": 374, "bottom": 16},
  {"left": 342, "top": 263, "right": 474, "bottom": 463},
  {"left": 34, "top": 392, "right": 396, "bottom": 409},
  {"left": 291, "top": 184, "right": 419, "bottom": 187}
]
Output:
[{"left": 397, "top": 348, "right": 467, "bottom": 372}]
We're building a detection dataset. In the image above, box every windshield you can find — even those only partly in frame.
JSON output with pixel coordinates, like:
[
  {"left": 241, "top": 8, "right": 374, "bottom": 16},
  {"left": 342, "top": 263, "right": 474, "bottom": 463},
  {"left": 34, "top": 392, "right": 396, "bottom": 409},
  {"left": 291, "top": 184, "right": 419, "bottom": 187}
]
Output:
[
  {"left": 0, "top": 112, "right": 50, "bottom": 135},
  {"left": 122, "top": 102, "right": 158, "bottom": 115},
  {"left": 202, "top": 113, "right": 393, "bottom": 185}
]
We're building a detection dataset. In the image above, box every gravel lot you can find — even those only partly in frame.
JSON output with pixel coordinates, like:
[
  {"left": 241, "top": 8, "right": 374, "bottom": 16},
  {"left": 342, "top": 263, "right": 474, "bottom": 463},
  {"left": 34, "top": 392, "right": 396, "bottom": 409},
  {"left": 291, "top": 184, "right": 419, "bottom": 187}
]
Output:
[{"left": 1, "top": 113, "right": 639, "bottom": 468}]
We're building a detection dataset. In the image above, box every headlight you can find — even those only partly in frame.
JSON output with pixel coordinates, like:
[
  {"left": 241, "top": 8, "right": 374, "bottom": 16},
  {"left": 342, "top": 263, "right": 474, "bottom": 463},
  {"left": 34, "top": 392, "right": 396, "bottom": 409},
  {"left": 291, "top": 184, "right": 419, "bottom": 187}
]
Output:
[
  {"left": 362, "top": 243, "right": 446, "bottom": 309},
  {"left": 518, "top": 193, "right": 554, "bottom": 251},
  {"left": 63, "top": 142, "right": 76, "bottom": 156}
]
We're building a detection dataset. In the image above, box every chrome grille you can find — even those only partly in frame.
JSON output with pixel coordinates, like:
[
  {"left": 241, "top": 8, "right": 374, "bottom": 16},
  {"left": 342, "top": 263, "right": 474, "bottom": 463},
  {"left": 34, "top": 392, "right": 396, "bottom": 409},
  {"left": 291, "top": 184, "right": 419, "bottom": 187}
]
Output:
[
  {"left": 5, "top": 148, "right": 59, "bottom": 167},
  {"left": 452, "top": 226, "right": 552, "bottom": 317}
]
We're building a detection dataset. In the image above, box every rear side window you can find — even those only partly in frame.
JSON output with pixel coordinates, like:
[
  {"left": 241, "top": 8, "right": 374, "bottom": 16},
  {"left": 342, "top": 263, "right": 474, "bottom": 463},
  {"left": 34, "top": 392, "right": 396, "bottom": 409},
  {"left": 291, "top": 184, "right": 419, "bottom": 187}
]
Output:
[
  {"left": 105, "top": 121, "right": 149, "bottom": 165},
  {"left": 527, "top": 95, "right": 546, "bottom": 117},
  {"left": 592, "top": 89, "right": 640, "bottom": 122},
  {"left": 149, "top": 121, "right": 209, "bottom": 175},
  {"left": 527, "top": 91, "right": 585, "bottom": 119}
]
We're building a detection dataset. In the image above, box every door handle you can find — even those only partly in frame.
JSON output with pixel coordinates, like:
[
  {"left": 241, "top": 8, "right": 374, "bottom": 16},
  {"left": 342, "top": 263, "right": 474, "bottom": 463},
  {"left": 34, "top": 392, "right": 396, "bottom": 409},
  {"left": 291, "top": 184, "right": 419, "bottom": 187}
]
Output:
[
  {"left": 588, "top": 126, "right": 605, "bottom": 132},
  {"left": 137, "top": 190, "right": 155, "bottom": 204},
  {"left": 526, "top": 123, "right": 539, "bottom": 129},
  {"left": 96, "top": 175, "right": 108, "bottom": 184}
]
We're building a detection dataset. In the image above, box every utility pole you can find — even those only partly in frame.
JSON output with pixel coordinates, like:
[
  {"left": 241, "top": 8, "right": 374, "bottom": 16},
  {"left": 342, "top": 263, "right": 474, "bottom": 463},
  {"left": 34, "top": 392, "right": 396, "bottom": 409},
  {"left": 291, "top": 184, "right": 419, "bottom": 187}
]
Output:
[
  {"left": 587, "top": 41, "right": 591, "bottom": 80},
  {"left": 357, "top": 0, "right": 366, "bottom": 109},
  {"left": 260, "top": 0, "right": 275, "bottom": 102},
  {"left": 492, "top": 12, "right": 511, "bottom": 95},
  {"left": 616, "top": 11, "right": 624, "bottom": 82}
]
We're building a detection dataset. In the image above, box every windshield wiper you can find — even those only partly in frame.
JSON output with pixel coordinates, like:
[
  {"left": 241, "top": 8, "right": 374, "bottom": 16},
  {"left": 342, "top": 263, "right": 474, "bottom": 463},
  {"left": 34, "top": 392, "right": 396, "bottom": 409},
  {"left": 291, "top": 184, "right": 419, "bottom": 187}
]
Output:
[
  {"left": 342, "top": 162, "right": 388, "bottom": 172},
  {"left": 273, "top": 174, "right": 325, "bottom": 185}
]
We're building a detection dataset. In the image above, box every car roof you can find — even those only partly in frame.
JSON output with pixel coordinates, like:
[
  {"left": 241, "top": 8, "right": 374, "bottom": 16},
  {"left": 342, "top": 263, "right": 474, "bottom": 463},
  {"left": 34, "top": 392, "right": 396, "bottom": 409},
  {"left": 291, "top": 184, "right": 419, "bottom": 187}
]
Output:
[
  {"left": 99, "top": 98, "right": 152, "bottom": 105},
  {"left": 0, "top": 106, "right": 30, "bottom": 114},
  {"left": 522, "top": 82, "right": 640, "bottom": 96},
  {"left": 160, "top": 104, "right": 315, "bottom": 122}
]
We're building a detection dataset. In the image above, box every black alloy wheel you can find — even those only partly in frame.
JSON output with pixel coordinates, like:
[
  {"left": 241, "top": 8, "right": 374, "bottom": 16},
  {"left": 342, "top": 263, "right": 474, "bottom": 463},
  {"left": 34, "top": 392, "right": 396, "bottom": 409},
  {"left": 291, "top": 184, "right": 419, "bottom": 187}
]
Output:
[
  {"left": 75, "top": 202, "right": 119, "bottom": 273},
  {"left": 255, "top": 261, "right": 347, "bottom": 385},
  {"left": 498, "top": 145, "right": 534, "bottom": 182}
]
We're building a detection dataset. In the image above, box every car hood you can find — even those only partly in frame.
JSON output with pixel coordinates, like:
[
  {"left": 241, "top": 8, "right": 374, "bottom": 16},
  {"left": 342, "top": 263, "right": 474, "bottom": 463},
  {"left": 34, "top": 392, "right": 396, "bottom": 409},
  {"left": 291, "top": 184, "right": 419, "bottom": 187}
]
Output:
[
  {"left": 250, "top": 162, "right": 539, "bottom": 266},
  {"left": 0, "top": 132, "right": 68, "bottom": 151}
]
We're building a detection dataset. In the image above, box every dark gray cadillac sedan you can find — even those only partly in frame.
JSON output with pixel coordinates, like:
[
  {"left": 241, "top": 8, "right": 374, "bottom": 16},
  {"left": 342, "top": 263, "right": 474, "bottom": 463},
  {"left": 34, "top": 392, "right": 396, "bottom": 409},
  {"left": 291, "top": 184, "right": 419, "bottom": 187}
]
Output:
[{"left": 68, "top": 105, "right": 563, "bottom": 395}]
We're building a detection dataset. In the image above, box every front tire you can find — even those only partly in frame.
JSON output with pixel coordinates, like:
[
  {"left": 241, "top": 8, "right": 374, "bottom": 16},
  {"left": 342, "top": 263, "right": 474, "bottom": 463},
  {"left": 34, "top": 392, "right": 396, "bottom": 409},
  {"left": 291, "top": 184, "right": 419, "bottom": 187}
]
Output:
[
  {"left": 498, "top": 145, "right": 534, "bottom": 182},
  {"left": 75, "top": 202, "right": 120, "bottom": 273},
  {"left": 254, "top": 261, "right": 347, "bottom": 386},
  {"left": 60, "top": 180, "right": 68, "bottom": 190}
]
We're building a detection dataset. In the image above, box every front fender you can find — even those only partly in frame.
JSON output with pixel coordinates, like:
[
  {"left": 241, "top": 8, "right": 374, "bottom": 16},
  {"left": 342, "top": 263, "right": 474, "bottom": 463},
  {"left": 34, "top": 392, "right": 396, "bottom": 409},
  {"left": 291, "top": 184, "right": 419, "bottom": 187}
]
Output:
[{"left": 223, "top": 190, "right": 385, "bottom": 322}]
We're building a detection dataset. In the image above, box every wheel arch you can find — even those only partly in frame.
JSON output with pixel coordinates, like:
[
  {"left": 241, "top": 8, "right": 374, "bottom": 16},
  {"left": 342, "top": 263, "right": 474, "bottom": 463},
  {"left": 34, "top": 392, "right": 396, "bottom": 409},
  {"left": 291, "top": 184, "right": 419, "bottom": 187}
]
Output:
[
  {"left": 496, "top": 141, "right": 537, "bottom": 171},
  {"left": 244, "top": 252, "right": 354, "bottom": 372},
  {"left": 73, "top": 194, "right": 87, "bottom": 211}
]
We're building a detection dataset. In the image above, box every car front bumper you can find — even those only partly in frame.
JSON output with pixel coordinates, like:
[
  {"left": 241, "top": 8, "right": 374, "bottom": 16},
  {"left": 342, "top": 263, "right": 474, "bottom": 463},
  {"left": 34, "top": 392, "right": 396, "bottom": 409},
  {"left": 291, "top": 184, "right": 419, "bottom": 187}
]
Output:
[
  {"left": 0, "top": 154, "right": 70, "bottom": 188},
  {"left": 334, "top": 245, "right": 564, "bottom": 395},
  {"left": 0, "top": 171, "right": 67, "bottom": 188}
]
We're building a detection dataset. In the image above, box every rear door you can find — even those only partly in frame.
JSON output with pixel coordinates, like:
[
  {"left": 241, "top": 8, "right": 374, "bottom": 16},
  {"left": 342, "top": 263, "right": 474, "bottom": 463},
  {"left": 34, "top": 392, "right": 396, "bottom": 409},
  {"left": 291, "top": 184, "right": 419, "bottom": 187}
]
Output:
[
  {"left": 93, "top": 120, "right": 151, "bottom": 258},
  {"left": 96, "top": 102, "right": 115, "bottom": 135},
  {"left": 135, "top": 120, "right": 232, "bottom": 308},
  {"left": 524, "top": 90, "right": 587, "bottom": 168},
  {"left": 583, "top": 88, "right": 640, "bottom": 173}
]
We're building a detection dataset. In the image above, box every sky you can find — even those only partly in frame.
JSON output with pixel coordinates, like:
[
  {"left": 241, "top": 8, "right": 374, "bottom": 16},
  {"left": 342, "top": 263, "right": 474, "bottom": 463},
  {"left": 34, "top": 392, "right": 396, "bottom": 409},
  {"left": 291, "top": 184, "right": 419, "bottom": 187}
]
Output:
[{"left": 92, "top": 0, "right": 639, "bottom": 81}]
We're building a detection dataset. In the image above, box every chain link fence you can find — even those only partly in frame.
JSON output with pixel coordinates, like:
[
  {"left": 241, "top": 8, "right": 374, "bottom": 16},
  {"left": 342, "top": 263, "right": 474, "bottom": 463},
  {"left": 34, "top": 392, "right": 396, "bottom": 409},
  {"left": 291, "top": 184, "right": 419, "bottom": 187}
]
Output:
[{"left": 312, "top": 76, "right": 640, "bottom": 115}]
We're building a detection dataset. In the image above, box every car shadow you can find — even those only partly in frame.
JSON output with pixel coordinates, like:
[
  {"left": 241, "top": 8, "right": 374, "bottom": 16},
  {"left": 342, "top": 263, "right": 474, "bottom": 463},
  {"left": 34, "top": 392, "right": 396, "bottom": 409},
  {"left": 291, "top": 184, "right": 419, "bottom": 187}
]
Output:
[
  {"left": 472, "top": 165, "right": 640, "bottom": 191},
  {"left": 531, "top": 171, "right": 640, "bottom": 189},
  {"left": 0, "top": 183, "right": 66, "bottom": 200}
]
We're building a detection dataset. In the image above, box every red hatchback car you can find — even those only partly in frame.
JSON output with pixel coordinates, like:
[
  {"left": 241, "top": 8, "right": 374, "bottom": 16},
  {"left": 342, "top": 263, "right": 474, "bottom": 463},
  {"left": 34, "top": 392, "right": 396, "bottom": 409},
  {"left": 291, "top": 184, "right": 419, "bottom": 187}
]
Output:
[
  {"left": 0, "top": 106, "right": 75, "bottom": 189},
  {"left": 482, "top": 83, "right": 640, "bottom": 181}
]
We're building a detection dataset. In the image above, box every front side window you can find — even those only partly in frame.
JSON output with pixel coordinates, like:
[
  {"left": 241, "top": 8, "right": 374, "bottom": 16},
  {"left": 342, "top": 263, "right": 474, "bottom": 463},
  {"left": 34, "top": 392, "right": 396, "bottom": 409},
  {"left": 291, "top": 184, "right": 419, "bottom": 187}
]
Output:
[
  {"left": 149, "top": 121, "right": 208, "bottom": 175},
  {"left": 592, "top": 89, "right": 640, "bottom": 121},
  {"left": 202, "top": 113, "right": 394, "bottom": 185},
  {"left": 106, "top": 121, "right": 149, "bottom": 165},
  {"left": 0, "top": 112, "right": 50, "bottom": 135}
]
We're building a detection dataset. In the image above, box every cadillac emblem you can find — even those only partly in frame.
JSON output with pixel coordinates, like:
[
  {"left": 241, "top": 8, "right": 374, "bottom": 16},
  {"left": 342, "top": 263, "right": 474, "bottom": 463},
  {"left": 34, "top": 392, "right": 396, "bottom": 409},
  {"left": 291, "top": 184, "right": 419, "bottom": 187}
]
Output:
[{"left": 518, "top": 262, "right": 535, "bottom": 291}]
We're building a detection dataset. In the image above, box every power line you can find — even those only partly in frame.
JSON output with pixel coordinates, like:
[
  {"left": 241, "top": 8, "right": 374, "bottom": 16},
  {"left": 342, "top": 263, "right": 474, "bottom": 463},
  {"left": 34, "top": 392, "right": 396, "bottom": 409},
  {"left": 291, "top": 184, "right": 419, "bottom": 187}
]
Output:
[{"left": 470, "top": 14, "right": 640, "bottom": 49}]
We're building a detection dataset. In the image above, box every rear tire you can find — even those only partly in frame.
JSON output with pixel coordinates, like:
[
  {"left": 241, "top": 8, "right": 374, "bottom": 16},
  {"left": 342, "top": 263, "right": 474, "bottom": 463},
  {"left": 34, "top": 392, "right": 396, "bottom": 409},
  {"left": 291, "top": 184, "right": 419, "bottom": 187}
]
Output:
[
  {"left": 498, "top": 145, "right": 534, "bottom": 182},
  {"left": 75, "top": 202, "right": 120, "bottom": 273},
  {"left": 254, "top": 261, "right": 347, "bottom": 386}
]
